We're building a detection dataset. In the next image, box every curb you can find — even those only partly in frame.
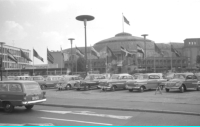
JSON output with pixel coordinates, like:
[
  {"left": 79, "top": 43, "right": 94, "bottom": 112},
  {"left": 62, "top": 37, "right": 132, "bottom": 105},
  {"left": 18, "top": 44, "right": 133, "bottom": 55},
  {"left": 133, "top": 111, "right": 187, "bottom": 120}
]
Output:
[{"left": 37, "top": 103, "right": 200, "bottom": 116}]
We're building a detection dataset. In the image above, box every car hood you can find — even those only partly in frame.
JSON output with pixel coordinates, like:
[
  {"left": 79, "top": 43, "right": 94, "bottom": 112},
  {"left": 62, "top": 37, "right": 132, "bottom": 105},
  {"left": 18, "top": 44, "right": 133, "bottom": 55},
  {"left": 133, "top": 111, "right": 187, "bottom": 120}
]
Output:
[{"left": 166, "top": 78, "right": 184, "bottom": 83}]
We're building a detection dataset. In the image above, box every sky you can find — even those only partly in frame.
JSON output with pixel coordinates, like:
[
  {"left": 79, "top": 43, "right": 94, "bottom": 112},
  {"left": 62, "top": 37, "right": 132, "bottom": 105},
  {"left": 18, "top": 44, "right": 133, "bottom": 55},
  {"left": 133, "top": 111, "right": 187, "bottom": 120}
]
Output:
[{"left": 0, "top": 0, "right": 200, "bottom": 64}]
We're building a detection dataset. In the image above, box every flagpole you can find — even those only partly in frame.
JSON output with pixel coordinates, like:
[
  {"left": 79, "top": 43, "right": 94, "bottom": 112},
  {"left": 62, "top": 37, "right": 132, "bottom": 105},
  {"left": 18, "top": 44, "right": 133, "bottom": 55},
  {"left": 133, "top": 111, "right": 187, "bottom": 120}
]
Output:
[
  {"left": 154, "top": 52, "right": 156, "bottom": 73},
  {"left": 33, "top": 48, "right": 34, "bottom": 76},
  {"left": 60, "top": 47, "right": 62, "bottom": 75},
  {"left": 47, "top": 48, "right": 48, "bottom": 76},
  {"left": 90, "top": 45, "right": 92, "bottom": 73},
  {"left": 170, "top": 43, "right": 173, "bottom": 72},
  {"left": 122, "top": 13, "right": 124, "bottom": 33}
]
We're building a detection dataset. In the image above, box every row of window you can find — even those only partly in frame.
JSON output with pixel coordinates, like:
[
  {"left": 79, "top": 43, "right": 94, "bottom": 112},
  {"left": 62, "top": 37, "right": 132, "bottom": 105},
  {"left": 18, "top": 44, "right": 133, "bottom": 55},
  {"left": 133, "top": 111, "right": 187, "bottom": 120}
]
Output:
[
  {"left": 0, "top": 47, "right": 29, "bottom": 57},
  {"left": 3, "top": 62, "right": 27, "bottom": 69},
  {"left": 3, "top": 55, "right": 29, "bottom": 63}
]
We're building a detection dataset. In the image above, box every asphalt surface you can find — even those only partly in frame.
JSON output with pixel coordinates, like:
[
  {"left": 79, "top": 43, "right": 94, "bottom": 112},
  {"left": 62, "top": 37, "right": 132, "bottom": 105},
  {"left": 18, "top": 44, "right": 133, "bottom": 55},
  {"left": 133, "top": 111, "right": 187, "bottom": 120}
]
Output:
[
  {"left": 1, "top": 105, "right": 200, "bottom": 126},
  {"left": 38, "top": 88, "right": 200, "bottom": 116}
]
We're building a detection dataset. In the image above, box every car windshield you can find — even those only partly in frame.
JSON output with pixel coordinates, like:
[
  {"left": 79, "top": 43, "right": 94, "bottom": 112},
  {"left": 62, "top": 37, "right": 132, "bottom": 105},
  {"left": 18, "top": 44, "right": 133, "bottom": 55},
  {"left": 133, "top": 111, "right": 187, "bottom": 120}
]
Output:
[
  {"left": 111, "top": 75, "right": 119, "bottom": 79},
  {"left": 173, "top": 74, "right": 185, "bottom": 79},
  {"left": 137, "top": 75, "right": 149, "bottom": 79},
  {"left": 24, "top": 82, "right": 41, "bottom": 93}
]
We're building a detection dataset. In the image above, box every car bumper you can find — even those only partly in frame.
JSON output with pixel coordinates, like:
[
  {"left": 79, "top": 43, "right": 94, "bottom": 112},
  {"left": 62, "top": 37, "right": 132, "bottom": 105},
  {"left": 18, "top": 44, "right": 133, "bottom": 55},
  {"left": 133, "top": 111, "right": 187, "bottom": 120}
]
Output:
[
  {"left": 99, "top": 86, "right": 112, "bottom": 90},
  {"left": 22, "top": 98, "right": 47, "bottom": 105},
  {"left": 165, "top": 86, "right": 180, "bottom": 89},
  {"left": 126, "top": 86, "right": 140, "bottom": 90}
]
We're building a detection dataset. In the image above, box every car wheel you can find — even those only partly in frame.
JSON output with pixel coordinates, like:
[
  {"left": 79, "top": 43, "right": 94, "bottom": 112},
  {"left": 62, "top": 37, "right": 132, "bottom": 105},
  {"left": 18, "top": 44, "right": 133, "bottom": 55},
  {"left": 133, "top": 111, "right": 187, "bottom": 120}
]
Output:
[
  {"left": 139, "top": 86, "right": 144, "bottom": 92},
  {"left": 180, "top": 86, "right": 185, "bottom": 93},
  {"left": 3, "top": 102, "right": 14, "bottom": 113},
  {"left": 76, "top": 88, "right": 80, "bottom": 91},
  {"left": 111, "top": 86, "right": 116, "bottom": 91},
  {"left": 197, "top": 86, "right": 200, "bottom": 91},
  {"left": 25, "top": 105, "right": 34, "bottom": 110},
  {"left": 165, "top": 88, "right": 169, "bottom": 92},
  {"left": 84, "top": 85, "right": 89, "bottom": 91},
  {"left": 41, "top": 85, "right": 46, "bottom": 90},
  {"left": 129, "top": 89, "right": 133, "bottom": 92},
  {"left": 66, "top": 84, "right": 71, "bottom": 90}
]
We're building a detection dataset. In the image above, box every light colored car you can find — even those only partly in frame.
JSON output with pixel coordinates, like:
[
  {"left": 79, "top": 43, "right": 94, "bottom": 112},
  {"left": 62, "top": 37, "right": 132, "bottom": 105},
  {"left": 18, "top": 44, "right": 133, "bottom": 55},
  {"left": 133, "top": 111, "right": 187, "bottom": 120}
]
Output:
[
  {"left": 37, "top": 75, "right": 63, "bottom": 90},
  {"left": 98, "top": 73, "right": 134, "bottom": 91},
  {"left": 56, "top": 75, "right": 83, "bottom": 90},
  {"left": 164, "top": 73, "right": 200, "bottom": 93},
  {"left": 126, "top": 73, "right": 167, "bottom": 92},
  {"left": 0, "top": 81, "right": 46, "bottom": 113}
]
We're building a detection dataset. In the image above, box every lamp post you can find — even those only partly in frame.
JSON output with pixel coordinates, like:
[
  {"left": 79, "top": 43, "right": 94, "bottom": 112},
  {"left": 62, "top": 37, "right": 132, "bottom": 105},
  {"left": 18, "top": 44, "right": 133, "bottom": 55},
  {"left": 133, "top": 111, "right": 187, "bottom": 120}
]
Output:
[
  {"left": 0, "top": 42, "right": 5, "bottom": 81},
  {"left": 68, "top": 38, "right": 75, "bottom": 74},
  {"left": 141, "top": 34, "right": 148, "bottom": 73},
  {"left": 76, "top": 15, "right": 94, "bottom": 76}
]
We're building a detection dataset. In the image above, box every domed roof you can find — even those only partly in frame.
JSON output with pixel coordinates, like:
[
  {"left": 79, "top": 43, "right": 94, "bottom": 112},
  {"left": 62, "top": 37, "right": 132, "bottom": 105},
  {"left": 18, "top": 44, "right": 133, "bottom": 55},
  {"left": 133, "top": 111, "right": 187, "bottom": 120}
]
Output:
[
  {"left": 95, "top": 32, "right": 153, "bottom": 45},
  {"left": 94, "top": 32, "right": 154, "bottom": 52}
]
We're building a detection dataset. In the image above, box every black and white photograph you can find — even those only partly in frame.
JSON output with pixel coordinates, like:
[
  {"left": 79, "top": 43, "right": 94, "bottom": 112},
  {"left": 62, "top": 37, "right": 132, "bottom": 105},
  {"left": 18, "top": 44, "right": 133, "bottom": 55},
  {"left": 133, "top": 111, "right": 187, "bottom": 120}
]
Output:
[{"left": 0, "top": 0, "right": 200, "bottom": 126}]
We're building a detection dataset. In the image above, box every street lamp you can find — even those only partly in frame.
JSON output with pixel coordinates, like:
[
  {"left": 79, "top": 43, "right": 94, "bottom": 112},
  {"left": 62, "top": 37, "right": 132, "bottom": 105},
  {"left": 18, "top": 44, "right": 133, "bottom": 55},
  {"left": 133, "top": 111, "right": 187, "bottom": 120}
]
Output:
[
  {"left": 141, "top": 34, "right": 148, "bottom": 73},
  {"left": 76, "top": 15, "right": 94, "bottom": 76},
  {"left": 68, "top": 38, "right": 75, "bottom": 74},
  {"left": 0, "top": 42, "right": 5, "bottom": 81}
]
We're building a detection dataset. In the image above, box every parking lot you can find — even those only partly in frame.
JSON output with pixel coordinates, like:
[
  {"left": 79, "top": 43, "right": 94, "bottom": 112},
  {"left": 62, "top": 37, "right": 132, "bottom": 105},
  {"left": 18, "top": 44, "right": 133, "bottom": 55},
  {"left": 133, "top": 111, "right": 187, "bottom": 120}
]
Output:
[{"left": 44, "top": 88, "right": 200, "bottom": 105}]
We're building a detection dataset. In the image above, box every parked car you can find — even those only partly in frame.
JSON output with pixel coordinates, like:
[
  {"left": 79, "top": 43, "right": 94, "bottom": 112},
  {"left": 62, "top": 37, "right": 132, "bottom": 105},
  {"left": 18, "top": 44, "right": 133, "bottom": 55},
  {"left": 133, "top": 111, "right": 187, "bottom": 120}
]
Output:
[
  {"left": 164, "top": 73, "right": 200, "bottom": 93},
  {"left": 14, "top": 76, "right": 31, "bottom": 80},
  {"left": 56, "top": 75, "right": 83, "bottom": 90},
  {"left": 126, "top": 73, "right": 167, "bottom": 92},
  {"left": 98, "top": 73, "right": 134, "bottom": 91},
  {"left": 30, "top": 76, "right": 44, "bottom": 81},
  {"left": 73, "top": 74, "right": 107, "bottom": 91},
  {"left": 6, "top": 76, "right": 16, "bottom": 81},
  {"left": 37, "top": 75, "right": 63, "bottom": 90},
  {"left": 0, "top": 81, "right": 46, "bottom": 113}
]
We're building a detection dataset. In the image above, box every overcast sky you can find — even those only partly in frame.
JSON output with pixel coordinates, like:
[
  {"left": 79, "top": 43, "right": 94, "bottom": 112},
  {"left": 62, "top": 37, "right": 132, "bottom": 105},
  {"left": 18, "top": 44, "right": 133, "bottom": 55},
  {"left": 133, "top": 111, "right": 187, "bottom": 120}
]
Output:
[{"left": 0, "top": 0, "right": 200, "bottom": 64}]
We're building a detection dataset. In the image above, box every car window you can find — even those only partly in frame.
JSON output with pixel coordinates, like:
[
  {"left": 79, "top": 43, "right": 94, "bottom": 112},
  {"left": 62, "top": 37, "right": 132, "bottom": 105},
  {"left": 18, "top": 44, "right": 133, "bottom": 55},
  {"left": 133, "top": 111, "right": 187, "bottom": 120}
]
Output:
[
  {"left": 127, "top": 76, "right": 133, "bottom": 79},
  {"left": 0, "top": 84, "right": 9, "bottom": 92},
  {"left": 174, "top": 74, "right": 185, "bottom": 79},
  {"left": 186, "top": 75, "right": 193, "bottom": 79},
  {"left": 46, "top": 77, "right": 51, "bottom": 81},
  {"left": 192, "top": 75, "right": 197, "bottom": 79},
  {"left": 149, "top": 75, "right": 160, "bottom": 79},
  {"left": 9, "top": 84, "right": 22, "bottom": 92}
]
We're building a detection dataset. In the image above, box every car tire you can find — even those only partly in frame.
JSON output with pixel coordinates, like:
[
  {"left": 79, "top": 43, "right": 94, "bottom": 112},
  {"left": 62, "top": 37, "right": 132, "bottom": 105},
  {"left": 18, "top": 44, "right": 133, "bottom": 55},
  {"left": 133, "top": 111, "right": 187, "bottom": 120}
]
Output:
[
  {"left": 129, "top": 89, "right": 133, "bottom": 92},
  {"left": 111, "top": 86, "right": 116, "bottom": 91},
  {"left": 66, "top": 84, "right": 71, "bottom": 90},
  {"left": 76, "top": 88, "right": 80, "bottom": 91},
  {"left": 25, "top": 105, "right": 34, "bottom": 110},
  {"left": 3, "top": 102, "right": 14, "bottom": 113},
  {"left": 41, "top": 85, "right": 46, "bottom": 90},
  {"left": 165, "top": 88, "right": 169, "bottom": 92},
  {"left": 197, "top": 86, "right": 200, "bottom": 91},
  {"left": 180, "top": 86, "right": 185, "bottom": 93},
  {"left": 139, "top": 86, "right": 144, "bottom": 92},
  {"left": 84, "top": 85, "right": 89, "bottom": 91}
]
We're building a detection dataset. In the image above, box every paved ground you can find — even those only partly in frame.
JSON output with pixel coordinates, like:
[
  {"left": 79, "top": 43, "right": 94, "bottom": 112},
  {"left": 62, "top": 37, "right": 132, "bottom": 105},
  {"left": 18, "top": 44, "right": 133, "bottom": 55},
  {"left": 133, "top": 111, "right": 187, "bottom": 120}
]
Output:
[{"left": 39, "top": 88, "right": 200, "bottom": 115}]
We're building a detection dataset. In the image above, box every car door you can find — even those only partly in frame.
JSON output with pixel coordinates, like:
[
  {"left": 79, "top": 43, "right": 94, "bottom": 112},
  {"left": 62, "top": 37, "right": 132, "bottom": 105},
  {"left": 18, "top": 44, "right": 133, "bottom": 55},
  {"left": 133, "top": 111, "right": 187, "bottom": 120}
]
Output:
[
  {"left": 185, "top": 75, "right": 193, "bottom": 89},
  {"left": 146, "top": 75, "right": 159, "bottom": 89},
  {"left": 191, "top": 75, "right": 198, "bottom": 88}
]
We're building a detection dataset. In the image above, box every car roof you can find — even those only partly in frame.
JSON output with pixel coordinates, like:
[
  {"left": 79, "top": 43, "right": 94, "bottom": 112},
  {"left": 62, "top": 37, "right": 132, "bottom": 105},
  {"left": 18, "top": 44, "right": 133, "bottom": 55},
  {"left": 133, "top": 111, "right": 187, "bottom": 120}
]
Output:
[
  {"left": 113, "top": 73, "right": 131, "bottom": 76},
  {"left": 175, "top": 73, "right": 194, "bottom": 75}
]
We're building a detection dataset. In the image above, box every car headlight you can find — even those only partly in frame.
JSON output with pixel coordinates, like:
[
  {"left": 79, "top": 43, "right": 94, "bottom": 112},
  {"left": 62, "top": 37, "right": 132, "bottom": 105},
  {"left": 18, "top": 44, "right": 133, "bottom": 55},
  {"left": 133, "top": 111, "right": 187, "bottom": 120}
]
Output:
[{"left": 175, "top": 82, "right": 181, "bottom": 87}]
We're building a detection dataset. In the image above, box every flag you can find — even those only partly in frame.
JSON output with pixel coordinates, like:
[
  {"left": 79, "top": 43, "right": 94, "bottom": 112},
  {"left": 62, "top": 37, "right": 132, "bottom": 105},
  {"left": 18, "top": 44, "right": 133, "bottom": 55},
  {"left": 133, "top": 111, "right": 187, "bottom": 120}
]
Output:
[
  {"left": 63, "top": 53, "right": 70, "bottom": 61},
  {"left": 154, "top": 43, "right": 164, "bottom": 57},
  {"left": 20, "top": 49, "right": 32, "bottom": 62},
  {"left": 123, "top": 16, "right": 130, "bottom": 25},
  {"left": 76, "top": 47, "right": 84, "bottom": 58},
  {"left": 33, "top": 49, "right": 43, "bottom": 62},
  {"left": 7, "top": 49, "right": 18, "bottom": 63},
  {"left": 120, "top": 46, "right": 134, "bottom": 57},
  {"left": 171, "top": 45, "right": 180, "bottom": 57},
  {"left": 91, "top": 46, "right": 100, "bottom": 59},
  {"left": 107, "top": 46, "right": 117, "bottom": 60},
  {"left": 47, "top": 48, "right": 54, "bottom": 64},
  {"left": 137, "top": 44, "right": 144, "bottom": 57}
]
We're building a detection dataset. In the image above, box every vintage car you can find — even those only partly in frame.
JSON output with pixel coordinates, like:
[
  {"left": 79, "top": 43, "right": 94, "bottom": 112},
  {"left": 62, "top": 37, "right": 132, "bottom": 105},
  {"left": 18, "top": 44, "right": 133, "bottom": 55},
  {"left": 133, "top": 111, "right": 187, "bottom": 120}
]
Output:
[
  {"left": 73, "top": 74, "right": 107, "bottom": 91},
  {"left": 14, "top": 76, "right": 31, "bottom": 80},
  {"left": 56, "top": 75, "right": 83, "bottom": 90},
  {"left": 0, "top": 81, "right": 46, "bottom": 113},
  {"left": 126, "top": 73, "right": 167, "bottom": 92},
  {"left": 37, "top": 75, "right": 63, "bottom": 90},
  {"left": 98, "top": 73, "right": 134, "bottom": 91},
  {"left": 164, "top": 73, "right": 200, "bottom": 93}
]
